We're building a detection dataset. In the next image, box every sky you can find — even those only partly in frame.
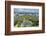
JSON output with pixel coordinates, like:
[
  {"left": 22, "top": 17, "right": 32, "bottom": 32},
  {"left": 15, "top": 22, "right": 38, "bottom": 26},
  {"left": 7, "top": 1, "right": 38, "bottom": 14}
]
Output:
[{"left": 14, "top": 8, "right": 39, "bottom": 14}]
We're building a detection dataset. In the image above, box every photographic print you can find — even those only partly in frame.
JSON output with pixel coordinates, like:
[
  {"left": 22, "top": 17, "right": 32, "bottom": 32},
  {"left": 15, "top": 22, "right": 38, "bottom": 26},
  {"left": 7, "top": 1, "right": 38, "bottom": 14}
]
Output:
[
  {"left": 5, "top": 1, "right": 45, "bottom": 35},
  {"left": 14, "top": 8, "right": 39, "bottom": 27}
]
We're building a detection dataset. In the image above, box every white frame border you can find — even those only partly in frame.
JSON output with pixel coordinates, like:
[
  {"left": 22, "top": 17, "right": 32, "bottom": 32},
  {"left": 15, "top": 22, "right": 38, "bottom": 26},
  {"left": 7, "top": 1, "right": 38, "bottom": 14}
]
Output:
[{"left": 11, "top": 5, "right": 42, "bottom": 31}]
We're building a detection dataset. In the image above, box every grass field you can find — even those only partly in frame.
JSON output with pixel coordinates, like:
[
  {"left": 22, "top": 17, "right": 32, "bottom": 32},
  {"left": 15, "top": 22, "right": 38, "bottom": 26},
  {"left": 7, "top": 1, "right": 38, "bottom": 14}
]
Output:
[{"left": 14, "top": 14, "right": 39, "bottom": 27}]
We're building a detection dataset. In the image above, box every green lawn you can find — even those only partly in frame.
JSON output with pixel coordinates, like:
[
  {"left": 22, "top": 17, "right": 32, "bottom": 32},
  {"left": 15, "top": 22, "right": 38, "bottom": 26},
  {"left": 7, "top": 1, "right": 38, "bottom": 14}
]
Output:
[{"left": 14, "top": 15, "right": 39, "bottom": 27}]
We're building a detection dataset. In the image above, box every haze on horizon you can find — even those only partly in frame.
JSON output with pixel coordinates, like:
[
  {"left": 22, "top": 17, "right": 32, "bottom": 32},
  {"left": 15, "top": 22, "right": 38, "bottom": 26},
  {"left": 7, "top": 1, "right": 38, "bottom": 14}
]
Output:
[{"left": 14, "top": 8, "right": 39, "bottom": 14}]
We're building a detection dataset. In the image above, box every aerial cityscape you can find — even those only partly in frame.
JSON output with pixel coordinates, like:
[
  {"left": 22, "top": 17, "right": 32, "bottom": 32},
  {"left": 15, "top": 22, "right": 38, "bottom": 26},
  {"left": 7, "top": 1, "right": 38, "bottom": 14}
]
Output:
[{"left": 14, "top": 8, "right": 39, "bottom": 27}]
